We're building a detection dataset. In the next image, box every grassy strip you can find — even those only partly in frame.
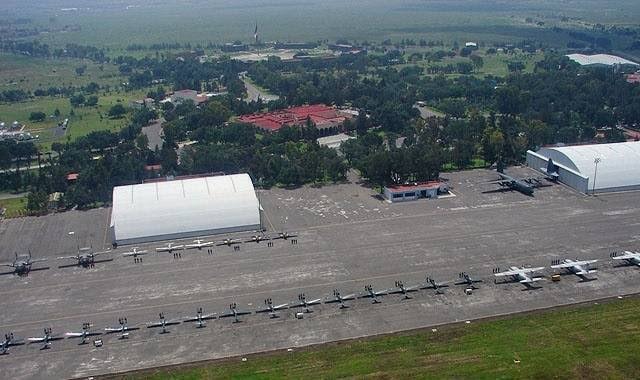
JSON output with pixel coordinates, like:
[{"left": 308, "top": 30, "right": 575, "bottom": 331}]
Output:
[
  {"left": 118, "top": 297, "right": 640, "bottom": 379},
  {"left": 0, "top": 196, "right": 26, "bottom": 217}
]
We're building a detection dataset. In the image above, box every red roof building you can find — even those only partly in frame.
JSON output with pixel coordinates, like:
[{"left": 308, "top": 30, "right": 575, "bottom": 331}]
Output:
[
  {"left": 626, "top": 73, "right": 640, "bottom": 84},
  {"left": 238, "top": 104, "right": 353, "bottom": 134}
]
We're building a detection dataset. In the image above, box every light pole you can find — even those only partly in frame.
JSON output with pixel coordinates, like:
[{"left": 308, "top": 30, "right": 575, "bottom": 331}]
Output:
[{"left": 592, "top": 157, "right": 601, "bottom": 195}]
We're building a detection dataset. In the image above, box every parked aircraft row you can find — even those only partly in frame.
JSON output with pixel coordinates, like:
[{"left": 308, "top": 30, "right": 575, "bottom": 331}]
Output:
[
  {"left": 3, "top": 250, "right": 638, "bottom": 354},
  {"left": 0, "top": 232, "right": 298, "bottom": 276}
]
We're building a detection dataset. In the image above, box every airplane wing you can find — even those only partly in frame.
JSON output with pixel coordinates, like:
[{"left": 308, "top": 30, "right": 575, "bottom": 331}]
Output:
[
  {"left": 291, "top": 298, "right": 322, "bottom": 308},
  {"left": 122, "top": 250, "right": 148, "bottom": 257},
  {"left": 0, "top": 262, "right": 15, "bottom": 267},
  {"left": 551, "top": 259, "right": 597, "bottom": 269},
  {"left": 66, "top": 331, "right": 102, "bottom": 338},
  {"left": 56, "top": 256, "right": 78, "bottom": 261},
  {"left": 519, "top": 277, "right": 544, "bottom": 283},
  {"left": 184, "top": 313, "right": 217, "bottom": 322},
  {"left": 156, "top": 245, "right": 184, "bottom": 252},
  {"left": 29, "top": 266, "right": 50, "bottom": 272},
  {"left": 325, "top": 297, "right": 342, "bottom": 304},
  {"left": 30, "top": 258, "right": 48, "bottom": 263},
  {"left": 27, "top": 337, "right": 46, "bottom": 343},
  {"left": 147, "top": 320, "right": 181, "bottom": 328},
  {"left": 482, "top": 187, "right": 514, "bottom": 194}
]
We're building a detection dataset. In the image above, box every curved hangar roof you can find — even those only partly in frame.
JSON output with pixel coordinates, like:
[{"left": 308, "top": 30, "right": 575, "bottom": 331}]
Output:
[
  {"left": 110, "top": 174, "right": 260, "bottom": 245},
  {"left": 537, "top": 141, "right": 640, "bottom": 191}
]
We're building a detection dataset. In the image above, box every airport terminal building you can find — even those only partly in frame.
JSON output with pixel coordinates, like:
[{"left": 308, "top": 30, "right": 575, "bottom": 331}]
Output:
[
  {"left": 526, "top": 141, "right": 640, "bottom": 194},
  {"left": 110, "top": 174, "right": 261, "bottom": 245}
]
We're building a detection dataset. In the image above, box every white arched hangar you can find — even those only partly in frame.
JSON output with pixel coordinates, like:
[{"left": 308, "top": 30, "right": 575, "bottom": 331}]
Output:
[
  {"left": 527, "top": 141, "right": 640, "bottom": 194},
  {"left": 110, "top": 174, "right": 261, "bottom": 245}
]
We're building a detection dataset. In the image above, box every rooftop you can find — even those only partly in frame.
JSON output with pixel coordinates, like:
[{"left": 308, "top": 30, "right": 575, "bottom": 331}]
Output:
[
  {"left": 566, "top": 54, "right": 639, "bottom": 66},
  {"left": 238, "top": 104, "right": 351, "bottom": 132}
]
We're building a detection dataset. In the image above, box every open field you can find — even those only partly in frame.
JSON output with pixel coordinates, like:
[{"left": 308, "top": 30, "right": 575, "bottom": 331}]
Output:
[
  {"left": 0, "top": 195, "right": 26, "bottom": 216},
  {"left": 0, "top": 91, "right": 147, "bottom": 149},
  {"left": 121, "top": 297, "right": 640, "bottom": 379},
  {"left": 1, "top": 168, "right": 640, "bottom": 378},
  {"left": 0, "top": 54, "right": 123, "bottom": 92},
  {"left": 1, "top": 1, "right": 639, "bottom": 51}
]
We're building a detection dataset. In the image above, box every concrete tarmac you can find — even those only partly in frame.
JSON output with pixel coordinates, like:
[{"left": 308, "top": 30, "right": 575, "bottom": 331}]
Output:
[{"left": 1, "top": 168, "right": 639, "bottom": 379}]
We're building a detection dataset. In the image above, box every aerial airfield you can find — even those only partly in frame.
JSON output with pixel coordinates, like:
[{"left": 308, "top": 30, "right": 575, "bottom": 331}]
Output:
[{"left": 1, "top": 167, "right": 640, "bottom": 379}]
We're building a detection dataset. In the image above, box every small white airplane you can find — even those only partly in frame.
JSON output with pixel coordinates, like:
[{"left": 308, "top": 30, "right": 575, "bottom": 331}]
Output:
[
  {"left": 184, "top": 307, "right": 217, "bottom": 328},
  {"left": 184, "top": 239, "right": 215, "bottom": 250},
  {"left": 28, "top": 328, "right": 64, "bottom": 350},
  {"left": 551, "top": 258, "right": 598, "bottom": 280},
  {"left": 65, "top": 323, "right": 102, "bottom": 345},
  {"left": 146, "top": 313, "right": 181, "bottom": 334},
  {"left": 121, "top": 247, "right": 148, "bottom": 258},
  {"left": 611, "top": 251, "right": 640, "bottom": 267},
  {"left": 0, "top": 333, "right": 24, "bottom": 355},
  {"left": 326, "top": 289, "right": 357, "bottom": 308},
  {"left": 105, "top": 317, "right": 139, "bottom": 339},
  {"left": 216, "top": 238, "right": 242, "bottom": 247},
  {"left": 291, "top": 293, "right": 322, "bottom": 313},
  {"left": 255, "top": 298, "right": 289, "bottom": 318},
  {"left": 493, "top": 266, "right": 546, "bottom": 289},
  {"left": 155, "top": 243, "right": 184, "bottom": 253}
]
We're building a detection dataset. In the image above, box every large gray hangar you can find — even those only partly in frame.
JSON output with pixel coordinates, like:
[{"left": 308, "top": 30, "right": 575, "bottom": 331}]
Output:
[
  {"left": 110, "top": 174, "right": 261, "bottom": 245},
  {"left": 527, "top": 141, "right": 640, "bottom": 194}
]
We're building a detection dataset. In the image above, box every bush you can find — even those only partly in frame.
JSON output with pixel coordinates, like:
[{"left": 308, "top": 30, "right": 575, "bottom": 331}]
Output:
[{"left": 29, "top": 111, "right": 46, "bottom": 122}]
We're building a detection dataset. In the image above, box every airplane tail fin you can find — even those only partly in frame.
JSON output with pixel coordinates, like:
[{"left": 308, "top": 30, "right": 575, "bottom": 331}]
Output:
[
  {"left": 497, "top": 159, "right": 504, "bottom": 174},
  {"left": 547, "top": 158, "right": 554, "bottom": 174}
]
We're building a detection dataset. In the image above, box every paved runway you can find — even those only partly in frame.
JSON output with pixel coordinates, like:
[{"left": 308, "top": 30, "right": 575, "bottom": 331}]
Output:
[{"left": 1, "top": 168, "right": 639, "bottom": 379}]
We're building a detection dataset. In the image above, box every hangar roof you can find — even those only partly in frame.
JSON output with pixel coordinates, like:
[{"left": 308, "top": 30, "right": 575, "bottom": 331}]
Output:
[
  {"left": 110, "top": 174, "right": 260, "bottom": 243},
  {"left": 537, "top": 141, "right": 640, "bottom": 191},
  {"left": 566, "top": 54, "right": 639, "bottom": 66}
]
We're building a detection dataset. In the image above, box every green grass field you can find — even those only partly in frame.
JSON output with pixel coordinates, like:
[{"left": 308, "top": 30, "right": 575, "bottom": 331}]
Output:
[
  {"left": 0, "top": 53, "right": 123, "bottom": 92},
  {"left": 0, "top": 195, "right": 26, "bottom": 217},
  {"left": 0, "top": 90, "right": 148, "bottom": 150},
  {"left": 120, "top": 297, "right": 640, "bottom": 379}
]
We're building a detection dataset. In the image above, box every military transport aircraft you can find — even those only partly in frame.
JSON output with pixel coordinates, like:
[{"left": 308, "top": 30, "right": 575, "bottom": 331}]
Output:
[
  {"left": 326, "top": 289, "right": 357, "bottom": 308},
  {"left": 219, "top": 303, "right": 251, "bottom": 323},
  {"left": 291, "top": 293, "right": 322, "bottom": 313},
  {"left": 255, "top": 298, "right": 288, "bottom": 318},
  {"left": 483, "top": 162, "right": 550, "bottom": 196},
  {"left": 184, "top": 239, "right": 215, "bottom": 250},
  {"left": 420, "top": 276, "right": 450, "bottom": 294},
  {"left": 360, "top": 284, "right": 387, "bottom": 303},
  {"left": 155, "top": 243, "right": 184, "bottom": 253},
  {"left": 0, "top": 333, "right": 24, "bottom": 355},
  {"left": 0, "top": 252, "right": 48, "bottom": 276},
  {"left": 184, "top": 307, "right": 217, "bottom": 328},
  {"left": 58, "top": 247, "right": 112, "bottom": 268},
  {"left": 610, "top": 251, "right": 640, "bottom": 267},
  {"left": 28, "top": 328, "right": 64, "bottom": 350},
  {"left": 66, "top": 323, "right": 102, "bottom": 344},
  {"left": 540, "top": 158, "right": 560, "bottom": 181},
  {"left": 216, "top": 238, "right": 242, "bottom": 247},
  {"left": 551, "top": 258, "right": 598, "bottom": 281},
  {"left": 389, "top": 280, "right": 421, "bottom": 299},
  {"left": 455, "top": 272, "right": 483, "bottom": 289},
  {"left": 493, "top": 266, "right": 546, "bottom": 289},
  {"left": 105, "top": 317, "right": 139, "bottom": 339},
  {"left": 147, "top": 313, "right": 181, "bottom": 334}
]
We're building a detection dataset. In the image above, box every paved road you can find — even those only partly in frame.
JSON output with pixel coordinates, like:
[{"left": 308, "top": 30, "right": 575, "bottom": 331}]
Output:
[
  {"left": 141, "top": 118, "right": 164, "bottom": 151},
  {"left": 241, "top": 77, "right": 280, "bottom": 103},
  {"left": 1, "top": 169, "right": 639, "bottom": 379}
]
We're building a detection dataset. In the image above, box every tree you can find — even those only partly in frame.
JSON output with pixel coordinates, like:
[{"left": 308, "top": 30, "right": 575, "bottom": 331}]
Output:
[
  {"left": 75, "top": 65, "right": 86, "bottom": 76},
  {"left": 108, "top": 104, "right": 127, "bottom": 119},
  {"left": 27, "top": 191, "right": 48, "bottom": 213},
  {"left": 70, "top": 94, "right": 85, "bottom": 107},
  {"left": 470, "top": 55, "right": 484, "bottom": 71},
  {"left": 29, "top": 111, "right": 46, "bottom": 122},
  {"left": 85, "top": 95, "right": 99, "bottom": 107}
]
